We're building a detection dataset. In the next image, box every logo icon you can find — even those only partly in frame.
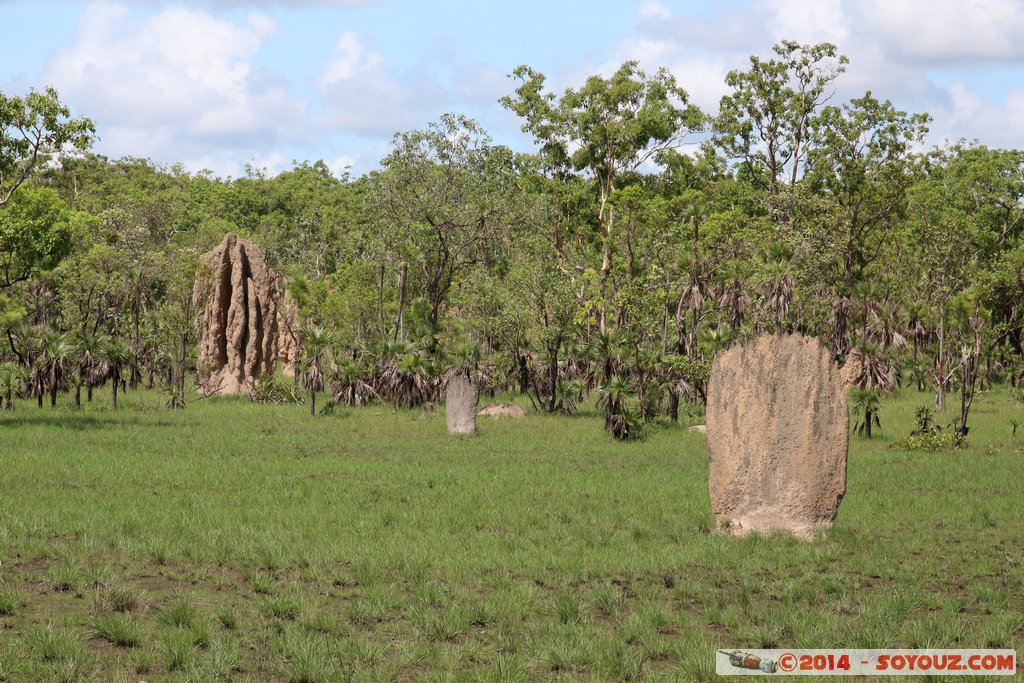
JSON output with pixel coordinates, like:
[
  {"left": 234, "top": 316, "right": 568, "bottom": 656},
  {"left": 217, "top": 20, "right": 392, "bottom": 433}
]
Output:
[{"left": 721, "top": 650, "right": 778, "bottom": 673}]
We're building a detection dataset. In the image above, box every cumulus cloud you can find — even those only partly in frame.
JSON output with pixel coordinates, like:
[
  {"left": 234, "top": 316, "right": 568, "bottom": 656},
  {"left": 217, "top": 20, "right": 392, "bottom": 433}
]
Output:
[
  {"left": 854, "top": 0, "right": 1024, "bottom": 61},
  {"left": 585, "top": 0, "right": 1020, "bottom": 152},
  {"left": 316, "top": 31, "right": 507, "bottom": 139},
  {"left": 43, "top": 2, "right": 305, "bottom": 174},
  {"left": 316, "top": 31, "right": 441, "bottom": 136}
]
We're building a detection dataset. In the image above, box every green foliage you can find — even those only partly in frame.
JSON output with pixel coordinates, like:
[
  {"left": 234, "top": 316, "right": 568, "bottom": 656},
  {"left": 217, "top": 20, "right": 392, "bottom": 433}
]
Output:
[
  {"left": 0, "top": 86, "right": 95, "bottom": 207},
  {"left": 249, "top": 374, "right": 302, "bottom": 405},
  {"left": 890, "top": 431, "right": 968, "bottom": 452},
  {"left": 850, "top": 387, "right": 882, "bottom": 438},
  {"left": 0, "top": 184, "right": 76, "bottom": 287}
]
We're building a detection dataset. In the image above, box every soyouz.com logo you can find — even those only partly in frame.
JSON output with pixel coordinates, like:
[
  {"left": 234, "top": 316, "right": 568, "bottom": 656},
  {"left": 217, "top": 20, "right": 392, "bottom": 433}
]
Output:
[{"left": 716, "top": 649, "right": 1017, "bottom": 676}]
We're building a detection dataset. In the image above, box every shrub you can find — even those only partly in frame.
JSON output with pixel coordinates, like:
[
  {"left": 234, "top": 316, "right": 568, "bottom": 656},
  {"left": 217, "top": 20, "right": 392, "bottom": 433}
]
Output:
[
  {"left": 248, "top": 375, "right": 302, "bottom": 405},
  {"left": 890, "top": 431, "right": 967, "bottom": 452}
]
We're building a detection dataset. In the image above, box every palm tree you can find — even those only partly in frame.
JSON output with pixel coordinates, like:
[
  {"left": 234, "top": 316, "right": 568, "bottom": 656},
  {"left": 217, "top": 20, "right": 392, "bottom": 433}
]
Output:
[
  {"left": 719, "top": 278, "right": 750, "bottom": 333},
  {"left": 587, "top": 329, "right": 624, "bottom": 384},
  {"left": 660, "top": 353, "right": 693, "bottom": 423},
  {"left": 904, "top": 301, "right": 929, "bottom": 363},
  {"left": 301, "top": 326, "right": 336, "bottom": 417},
  {"left": 851, "top": 388, "right": 882, "bottom": 439},
  {"left": 40, "top": 332, "right": 73, "bottom": 408},
  {"left": 101, "top": 338, "right": 133, "bottom": 409},
  {"left": 764, "top": 260, "right": 795, "bottom": 335},
  {"left": 554, "top": 379, "right": 582, "bottom": 416},
  {"left": 331, "top": 359, "right": 377, "bottom": 407},
  {"left": 380, "top": 351, "right": 432, "bottom": 409},
  {"left": 849, "top": 339, "right": 896, "bottom": 393},
  {"left": 0, "top": 362, "right": 22, "bottom": 410},
  {"left": 75, "top": 332, "right": 105, "bottom": 403},
  {"left": 597, "top": 376, "right": 637, "bottom": 440},
  {"left": 912, "top": 406, "right": 935, "bottom": 436}
]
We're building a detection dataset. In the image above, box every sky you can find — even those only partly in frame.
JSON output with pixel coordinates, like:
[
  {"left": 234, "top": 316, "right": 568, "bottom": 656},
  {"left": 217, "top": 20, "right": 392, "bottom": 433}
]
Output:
[{"left": 3, "top": 0, "right": 1024, "bottom": 179}]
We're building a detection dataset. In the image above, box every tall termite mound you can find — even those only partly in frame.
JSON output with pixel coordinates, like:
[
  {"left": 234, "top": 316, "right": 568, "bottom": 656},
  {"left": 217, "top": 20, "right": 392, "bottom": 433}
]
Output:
[
  {"left": 193, "top": 233, "right": 298, "bottom": 395},
  {"left": 706, "top": 333, "right": 848, "bottom": 539}
]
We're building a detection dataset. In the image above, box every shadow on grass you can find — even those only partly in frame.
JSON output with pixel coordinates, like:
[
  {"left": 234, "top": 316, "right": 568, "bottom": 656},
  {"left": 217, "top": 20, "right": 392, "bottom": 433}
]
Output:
[{"left": 0, "top": 413, "right": 179, "bottom": 430}]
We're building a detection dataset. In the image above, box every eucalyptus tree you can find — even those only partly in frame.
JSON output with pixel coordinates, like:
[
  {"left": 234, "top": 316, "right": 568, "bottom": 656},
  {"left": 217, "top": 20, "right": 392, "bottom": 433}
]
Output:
[
  {"left": 0, "top": 184, "right": 75, "bottom": 290},
  {"left": 907, "top": 150, "right": 984, "bottom": 411},
  {"left": 802, "top": 94, "right": 929, "bottom": 356},
  {"left": 502, "top": 61, "right": 705, "bottom": 331},
  {"left": 0, "top": 86, "right": 95, "bottom": 208},
  {"left": 368, "top": 114, "right": 519, "bottom": 335},
  {"left": 507, "top": 234, "right": 580, "bottom": 412},
  {"left": 714, "top": 41, "right": 847, "bottom": 226}
]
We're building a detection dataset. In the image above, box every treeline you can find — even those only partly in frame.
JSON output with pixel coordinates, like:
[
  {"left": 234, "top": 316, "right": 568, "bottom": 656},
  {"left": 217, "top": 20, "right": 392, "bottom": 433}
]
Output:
[{"left": 1, "top": 42, "right": 1023, "bottom": 439}]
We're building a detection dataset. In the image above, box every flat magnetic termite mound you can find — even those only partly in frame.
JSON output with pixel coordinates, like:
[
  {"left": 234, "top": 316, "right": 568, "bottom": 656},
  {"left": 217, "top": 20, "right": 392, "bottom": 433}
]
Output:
[{"left": 706, "top": 333, "right": 848, "bottom": 539}]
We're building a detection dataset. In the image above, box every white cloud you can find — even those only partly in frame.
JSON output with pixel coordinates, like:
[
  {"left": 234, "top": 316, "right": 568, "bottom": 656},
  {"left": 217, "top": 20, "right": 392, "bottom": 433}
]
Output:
[
  {"left": 855, "top": 0, "right": 1024, "bottom": 61},
  {"left": 928, "top": 83, "right": 1024, "bottom": 148},
  {"left": 43, "top": 2, "right": 305, "bottom": 172},
  {"left": 316, "top": 31, "right": 508, "bottom": 138},
  {"left": 759, "top": 0, "right": 848, "bottom": 46},
  {"left": 592, "top": 0, "right": 1018, "bottom": 153},
  {"left": 316, "top": 31, "right": 432, "bottom": 136},
  {"left": 637, "top": 1, "right": 672, "bottom": 20}
]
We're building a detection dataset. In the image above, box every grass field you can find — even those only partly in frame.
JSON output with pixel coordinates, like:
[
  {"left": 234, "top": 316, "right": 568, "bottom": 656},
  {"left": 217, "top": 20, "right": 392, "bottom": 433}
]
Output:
[{"left": 0, "top": 386, "right": 1022, "bottom": 681}]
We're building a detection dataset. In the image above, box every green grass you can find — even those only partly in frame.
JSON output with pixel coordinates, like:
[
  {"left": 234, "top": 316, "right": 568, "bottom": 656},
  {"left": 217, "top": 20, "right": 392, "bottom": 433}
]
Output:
[{"left": 0, "top": 386, "right": 1022, "bottom": 680}]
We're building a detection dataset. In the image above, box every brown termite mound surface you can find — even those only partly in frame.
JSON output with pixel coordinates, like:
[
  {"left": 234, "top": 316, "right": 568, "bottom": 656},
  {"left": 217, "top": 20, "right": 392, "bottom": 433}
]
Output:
[
  {"left": 706, "top": 333, "right": 848, "bottom": 539},
  {"left": 193, "top": 233, "right": 298, "bottom": 395}
]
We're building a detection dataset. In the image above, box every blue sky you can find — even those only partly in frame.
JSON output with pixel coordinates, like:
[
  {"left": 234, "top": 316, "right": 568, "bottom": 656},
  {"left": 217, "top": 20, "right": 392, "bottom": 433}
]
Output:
[{"left": 3, "top": 0, "right": 1024, "bottom": 178}]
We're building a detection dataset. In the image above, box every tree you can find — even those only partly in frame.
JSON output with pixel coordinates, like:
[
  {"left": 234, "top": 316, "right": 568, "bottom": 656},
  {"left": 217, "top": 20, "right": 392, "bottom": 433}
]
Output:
[
  {"left": 368, "top": 114, "right": 518, "bottom": 332},
  {"left": 851, "top": 387, "right": 882, "bottom": 439},
  {"left": 908, "top": 148, "right": 986, "bottom": 411},
  {"left": 101, "top": 338, "right": 132, "bottom": 409},
  {"left": 715, "top": 41, "right": 847, "bottom": 225},
  {"left": 502, "top": 61, "right": 704, "bottom": 330},
  {"left": 0, "top": 86, "right": 95, "bottom": 208},
  {"left": 40, "top": 331, "right": 72, "bottom": 407},
  {"left": 0, "top": 184, "right": 76, "bottom": 289},
  {"left": 301, "top": 326, "right": 335, "bottom": 417},
  {"left": 802, "top": 93, "right": 929, "bottom": 356},
  {"left": 0, "top": 361, "right": 25, "bottom": 409}
]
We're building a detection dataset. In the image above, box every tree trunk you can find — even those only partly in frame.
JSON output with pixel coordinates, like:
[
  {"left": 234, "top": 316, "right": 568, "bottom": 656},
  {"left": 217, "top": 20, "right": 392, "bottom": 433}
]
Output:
[
  {"left": 865, "top": 407, "right": 873, "bottom": 439},
  {"left": 378, "top": 262, "right": 386, "bottom": 341},
  {"left": 396, "top": 262, "right": 407, "bottom": 341},
  {"left": 936, "top": 306, "right": 946, "bottom": 411},
  {"left": 958, "top": 318, "right": 982, "bottom": 434},
  {"left": 668, "top": 391, "right": 679, "bottom": 423},
  {"left": 75, "top": 386, "right": 81, "bottom": 410},
  {"left": 310, "top": 390, "right": 316, "bottom": 417},
  {"left": 547, "top": 345, "right": 559, "bottom": 412},
  {"left": 112, "top": 370, "right": 119, "bottom": 409},
  {"left": 50, "top": 388, "right": 57, "bottom": 407},
  {"left": 518, "top": 354, "right": 529, "bottom": 395},
  {"left": 87, "top": 384, "right": 93, "bottom": 402}
]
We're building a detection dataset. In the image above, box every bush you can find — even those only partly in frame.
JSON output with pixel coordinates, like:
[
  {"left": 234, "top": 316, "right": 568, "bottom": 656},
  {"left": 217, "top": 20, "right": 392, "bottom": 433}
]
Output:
[
  {"left": 890, "top": 431, "right": 967, "bottom": 452},
  {"left": 248, "top": 375, "right": 302, "bottom": 405}
]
